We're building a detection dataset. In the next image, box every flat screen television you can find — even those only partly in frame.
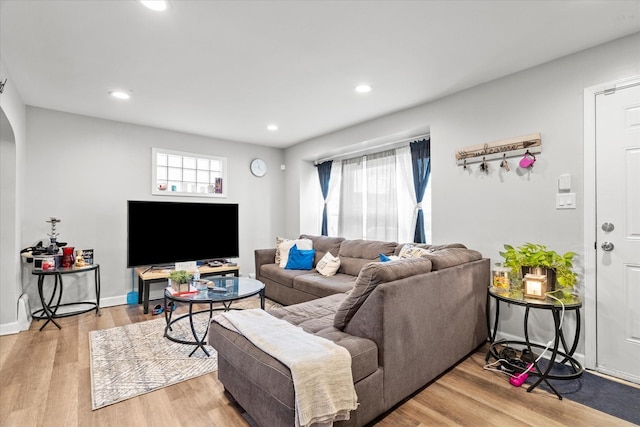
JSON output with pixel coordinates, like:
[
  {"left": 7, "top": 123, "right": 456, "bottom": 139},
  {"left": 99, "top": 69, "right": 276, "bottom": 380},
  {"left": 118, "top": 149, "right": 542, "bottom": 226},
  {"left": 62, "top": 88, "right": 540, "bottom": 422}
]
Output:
[{"left": 127, "top": 200, "right": 239, "bottom": 268}]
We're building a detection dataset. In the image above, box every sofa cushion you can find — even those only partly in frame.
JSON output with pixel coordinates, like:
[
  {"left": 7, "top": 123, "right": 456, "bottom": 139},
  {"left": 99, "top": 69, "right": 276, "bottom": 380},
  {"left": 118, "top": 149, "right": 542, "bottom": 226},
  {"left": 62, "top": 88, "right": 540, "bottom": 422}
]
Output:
[
  {"left": 269, "top": 294, "right": 379, "bottom": 384},
  {"left": 422, "top": 248, "right": 482, "bottom": 270},
  {"left": 299, "top": 234, "right": 345, "bottom": 265},
  {"left": 293, "top": 272, "right": 356, "bottom": 298},
  {"left": 277, "top": 238, "right": 313, "bottom": 268},
  {"left": 260, "top": 263, "right": 313, "bottom": 289},
  {"left": 338, "top": 239, "right": 398, "bottom": 276},
  {"left": 315, "top": 252, "right": 341, "bottom": 277},
  {"left": 334, "top": 257, "right": 433, "bottom": 330}
]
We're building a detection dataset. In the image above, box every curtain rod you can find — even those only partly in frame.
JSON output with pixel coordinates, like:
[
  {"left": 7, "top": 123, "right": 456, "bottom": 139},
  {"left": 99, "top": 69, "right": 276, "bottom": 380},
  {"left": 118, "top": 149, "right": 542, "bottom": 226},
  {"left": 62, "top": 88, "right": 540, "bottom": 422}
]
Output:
[{"left": 314, "top": 132, "right": 430, "bottom": 165}]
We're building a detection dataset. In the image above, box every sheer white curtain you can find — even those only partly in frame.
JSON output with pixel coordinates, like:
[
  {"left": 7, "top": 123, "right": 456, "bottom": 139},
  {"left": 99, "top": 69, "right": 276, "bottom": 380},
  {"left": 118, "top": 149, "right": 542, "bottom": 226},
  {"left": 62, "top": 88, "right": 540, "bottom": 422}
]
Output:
[
  {"left": 338, "top": 157, "right": 364, "bottom": 239},
  {"left": 365, "top": 150, "right": 397, "bottom": 241},
  {"left": 396, "top": 146, "right": 416, "bottom": 243},
  {"left": 325, "top": 160, "right": 342, "bottom": 236},
  {"left": 332, "top": 145, "right": 429, "bottom": 242}
]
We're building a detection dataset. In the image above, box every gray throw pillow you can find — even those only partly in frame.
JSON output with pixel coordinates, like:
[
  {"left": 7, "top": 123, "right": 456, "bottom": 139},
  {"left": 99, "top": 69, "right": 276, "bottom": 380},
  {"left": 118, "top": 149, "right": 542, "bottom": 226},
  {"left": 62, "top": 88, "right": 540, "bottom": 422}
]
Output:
[{"left": 334, "top": 257, "right": 432, "bottom": 330}]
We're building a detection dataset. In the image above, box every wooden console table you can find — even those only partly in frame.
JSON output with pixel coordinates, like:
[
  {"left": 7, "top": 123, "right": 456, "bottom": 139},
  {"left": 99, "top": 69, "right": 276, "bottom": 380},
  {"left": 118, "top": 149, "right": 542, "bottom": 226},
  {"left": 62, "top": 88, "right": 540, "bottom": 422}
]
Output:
[{"left": 136, "top": 264, "right": 240, "bottom": 314}]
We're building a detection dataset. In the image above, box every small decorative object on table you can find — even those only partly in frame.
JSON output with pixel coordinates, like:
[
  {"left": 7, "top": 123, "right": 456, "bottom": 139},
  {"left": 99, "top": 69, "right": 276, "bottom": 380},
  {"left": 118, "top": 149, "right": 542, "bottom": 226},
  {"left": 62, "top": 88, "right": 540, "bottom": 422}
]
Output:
[
  {"left": 42, "top": 256, "right": 56, "bottom": 271},
  {"left": 81, "top": 249, "right": 94, "bottom": 265},
  {"left": 168, "top": 270, "right": 192, "bottom": 293},
  {"left": 523, "top": 273, "right": 548, "bottom": 299},
  {"left": 62, "top": 246, "right": 75, "bottom": 268},
  {"left": 492, "top": 263, "right": 510, "bottom": 290},
  {"left": 75, "top": 249, "right": 87, "bottom": 267},
  {"left": 500, "top": 242, "right": 577, "bottom": 302},
  {"left": 46, "top": 217, "right": 62, "bottom": 255}
]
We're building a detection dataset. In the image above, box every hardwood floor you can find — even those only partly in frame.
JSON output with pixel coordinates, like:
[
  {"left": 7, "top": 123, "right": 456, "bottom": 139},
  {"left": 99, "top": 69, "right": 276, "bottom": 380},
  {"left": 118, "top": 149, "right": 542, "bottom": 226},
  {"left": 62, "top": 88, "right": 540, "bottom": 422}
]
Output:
[{"left": 0, "top": 303, "right": 636, "bottom": 427}]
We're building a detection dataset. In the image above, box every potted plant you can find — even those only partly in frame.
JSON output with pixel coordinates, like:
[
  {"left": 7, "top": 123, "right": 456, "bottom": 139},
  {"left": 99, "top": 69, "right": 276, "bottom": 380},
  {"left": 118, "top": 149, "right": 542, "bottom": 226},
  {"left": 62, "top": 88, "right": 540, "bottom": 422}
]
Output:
[
  {"left": 500, "top": 243, "right": 577, "bottom": 292},
  {"left": 168, "top": 270, "right": 192, "bottom": 293}
]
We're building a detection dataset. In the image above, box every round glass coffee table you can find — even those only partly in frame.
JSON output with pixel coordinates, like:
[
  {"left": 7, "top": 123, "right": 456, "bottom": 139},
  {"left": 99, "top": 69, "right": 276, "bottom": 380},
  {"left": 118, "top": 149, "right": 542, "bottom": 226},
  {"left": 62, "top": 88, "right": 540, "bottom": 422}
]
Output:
[{"left": 163, "top": 276, "right": 265, "bottom": 357}]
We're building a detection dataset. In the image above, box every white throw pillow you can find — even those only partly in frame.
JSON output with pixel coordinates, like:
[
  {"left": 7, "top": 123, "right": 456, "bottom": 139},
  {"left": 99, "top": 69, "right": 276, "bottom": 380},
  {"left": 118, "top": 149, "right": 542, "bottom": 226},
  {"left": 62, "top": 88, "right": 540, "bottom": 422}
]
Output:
[
  {"left": 398, "top": 244, "right": 431, "bottom": 259},
  {"left": 274, "top": 236, "right": 288, "bottom": 264},
  {"left": 278, "top": 238, "right": 313, "bottom": 268},
  {"left": 316, "top": 252, "right": 341, "bottom": 277}
]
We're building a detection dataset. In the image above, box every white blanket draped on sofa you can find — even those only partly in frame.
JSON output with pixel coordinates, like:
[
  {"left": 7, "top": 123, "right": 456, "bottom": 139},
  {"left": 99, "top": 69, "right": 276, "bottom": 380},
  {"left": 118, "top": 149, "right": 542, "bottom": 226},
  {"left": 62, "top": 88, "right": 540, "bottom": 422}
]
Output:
[{"left": 213, "top": 309, "right": 358, "bottom": 427}]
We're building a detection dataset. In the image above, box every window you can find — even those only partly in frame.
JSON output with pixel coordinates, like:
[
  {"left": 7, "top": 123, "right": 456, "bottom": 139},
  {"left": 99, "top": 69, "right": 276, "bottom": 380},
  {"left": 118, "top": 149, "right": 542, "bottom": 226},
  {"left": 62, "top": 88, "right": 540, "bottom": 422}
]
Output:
[
  {"left": 152, "top": 148, "right": 227, "bottom": 197},
  {"left": 326, "top": 147, "right": 431, "bottom": 242}
]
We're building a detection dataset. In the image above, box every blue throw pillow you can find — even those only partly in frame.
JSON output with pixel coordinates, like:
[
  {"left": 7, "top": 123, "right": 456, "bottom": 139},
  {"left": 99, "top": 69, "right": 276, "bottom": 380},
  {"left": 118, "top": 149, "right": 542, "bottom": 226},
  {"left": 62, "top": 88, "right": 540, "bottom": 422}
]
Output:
[
  {"left": 379, "top": 253, "right": 391, "bottom": 262},
  {"left": 285, "top": 244, "right": 316, "bottom": 270}
]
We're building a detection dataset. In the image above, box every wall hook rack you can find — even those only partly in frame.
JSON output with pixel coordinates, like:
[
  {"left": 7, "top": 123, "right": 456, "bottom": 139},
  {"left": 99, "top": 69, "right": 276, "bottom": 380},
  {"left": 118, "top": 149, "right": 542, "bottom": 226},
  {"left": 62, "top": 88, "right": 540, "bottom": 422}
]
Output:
[{"left": 455, "top": 133, "right": 541, "bottom": 166}]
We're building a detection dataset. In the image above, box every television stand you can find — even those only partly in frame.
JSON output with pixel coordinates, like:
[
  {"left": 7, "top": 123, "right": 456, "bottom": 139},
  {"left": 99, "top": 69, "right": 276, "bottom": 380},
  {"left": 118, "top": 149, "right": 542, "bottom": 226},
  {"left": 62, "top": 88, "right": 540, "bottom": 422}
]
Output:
[{"left": 135, "top": 264, "right": 240, "bottom": 314}]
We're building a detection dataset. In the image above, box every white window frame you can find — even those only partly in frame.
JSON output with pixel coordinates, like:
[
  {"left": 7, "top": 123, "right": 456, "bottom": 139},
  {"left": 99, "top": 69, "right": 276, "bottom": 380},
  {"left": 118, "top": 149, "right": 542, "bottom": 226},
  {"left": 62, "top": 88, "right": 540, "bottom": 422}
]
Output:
[{"left": 152, "top": 148, "right": 227, "bottom": 197}]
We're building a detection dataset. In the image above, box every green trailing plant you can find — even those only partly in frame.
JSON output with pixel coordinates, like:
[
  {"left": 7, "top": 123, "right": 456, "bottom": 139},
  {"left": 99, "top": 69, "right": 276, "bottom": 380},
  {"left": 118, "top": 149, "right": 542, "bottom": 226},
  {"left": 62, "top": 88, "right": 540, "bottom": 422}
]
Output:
[
  {"left": 168, "top": 269, "right": 191, "bottom": 284},
  {"left": 500, "top": 243, "right": 577, "bottom": 289}
]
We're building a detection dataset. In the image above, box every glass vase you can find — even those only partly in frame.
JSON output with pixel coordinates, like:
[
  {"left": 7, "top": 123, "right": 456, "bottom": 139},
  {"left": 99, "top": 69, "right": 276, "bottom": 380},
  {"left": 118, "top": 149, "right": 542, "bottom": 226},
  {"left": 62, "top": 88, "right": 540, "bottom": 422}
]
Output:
[{"left": 62, "top": 246, "right": 75, "bottom": 268}]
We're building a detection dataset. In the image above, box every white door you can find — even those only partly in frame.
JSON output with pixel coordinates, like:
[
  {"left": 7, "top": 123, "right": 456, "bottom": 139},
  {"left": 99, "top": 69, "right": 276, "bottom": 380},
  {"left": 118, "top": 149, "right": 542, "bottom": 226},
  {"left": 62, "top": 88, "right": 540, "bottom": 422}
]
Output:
[{"left": 595, "top": 82, "right": 640, "bottom": 383}]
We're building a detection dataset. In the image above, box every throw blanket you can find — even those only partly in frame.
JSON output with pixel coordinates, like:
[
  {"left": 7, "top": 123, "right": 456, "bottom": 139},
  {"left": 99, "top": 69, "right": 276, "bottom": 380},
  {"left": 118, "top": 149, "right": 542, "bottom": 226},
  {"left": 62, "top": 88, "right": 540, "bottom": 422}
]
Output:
[{"left": 213, "top": 309, "right": 358, "bottom": 427}]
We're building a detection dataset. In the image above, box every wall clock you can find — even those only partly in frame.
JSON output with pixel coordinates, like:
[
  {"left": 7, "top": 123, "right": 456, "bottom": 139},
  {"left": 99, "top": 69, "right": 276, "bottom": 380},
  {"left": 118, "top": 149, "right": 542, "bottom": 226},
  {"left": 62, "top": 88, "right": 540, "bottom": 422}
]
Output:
[{"left": 250, "top": 158, "right": 267, "bottom": 177}]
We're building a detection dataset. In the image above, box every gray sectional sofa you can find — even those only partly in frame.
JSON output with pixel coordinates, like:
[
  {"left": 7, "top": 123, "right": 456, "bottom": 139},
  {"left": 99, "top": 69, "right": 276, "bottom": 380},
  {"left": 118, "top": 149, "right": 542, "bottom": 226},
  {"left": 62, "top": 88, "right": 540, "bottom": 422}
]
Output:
[{"left": 208, "top": 235, "right": 490, "bottom": 426}]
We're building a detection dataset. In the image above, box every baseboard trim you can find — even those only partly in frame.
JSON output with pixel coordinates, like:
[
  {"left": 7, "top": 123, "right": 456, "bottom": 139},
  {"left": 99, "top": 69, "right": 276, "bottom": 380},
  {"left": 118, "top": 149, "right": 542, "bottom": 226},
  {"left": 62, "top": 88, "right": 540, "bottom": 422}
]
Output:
[
  {"left": 0, "top": 293, "right": 151, "bottom": 336},
  {"left": 0, "top": 322, "right": 22, "bottom": 336}
]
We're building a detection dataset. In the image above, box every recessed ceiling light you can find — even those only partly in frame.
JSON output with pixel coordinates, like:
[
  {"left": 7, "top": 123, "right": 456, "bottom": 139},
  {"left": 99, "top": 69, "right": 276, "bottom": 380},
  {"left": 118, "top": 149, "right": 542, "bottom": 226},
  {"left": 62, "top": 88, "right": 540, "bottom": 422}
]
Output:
[
  {"left": 355, "top": 84, "right": 372, "bottom": 93},
  {"left": 140, "top": 0, "right": 168, "bottom": 11},
  {"left": 109, "top": 91, "right": 131, "bottom": 100},
  {"left": 267, "top": 124, "right": 279, "bottom": 131}
]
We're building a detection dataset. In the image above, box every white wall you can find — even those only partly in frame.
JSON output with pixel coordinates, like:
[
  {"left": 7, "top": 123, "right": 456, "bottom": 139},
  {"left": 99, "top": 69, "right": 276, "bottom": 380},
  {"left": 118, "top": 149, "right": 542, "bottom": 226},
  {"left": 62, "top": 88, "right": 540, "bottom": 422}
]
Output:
[
  {"left": 21, "top": 108, "right": 286, "bottom": 310},
  {"left": 0, "top": 60, "right": 26, "bottom": 334},
  {"left": 284, "top": 33, "right": 640, "bottom": 354}
]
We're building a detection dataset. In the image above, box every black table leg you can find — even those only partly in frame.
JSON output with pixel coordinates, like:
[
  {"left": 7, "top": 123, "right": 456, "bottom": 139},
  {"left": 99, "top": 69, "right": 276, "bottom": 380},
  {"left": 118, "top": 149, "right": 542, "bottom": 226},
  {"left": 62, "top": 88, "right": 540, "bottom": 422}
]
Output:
[
  {"left": 526, "top": 307, "right": 563, "bottom": 399},
  {"left": 94, "top": 265, "right": 101, "bottom": 316},
  {"left": 37, "top": 275, "right": 61, "bottom": 331},
  {"left": 138, "top": 276, "right": 144, "bottom": 304},
  {"left": 485, "top": 297, "right": 501, "bottom": 362},
  {"left": 144, "top": 279, "right": 150, "bottom": 314},
  {"left": 187, "top": 302, "right": 211, "bottom": 357}
]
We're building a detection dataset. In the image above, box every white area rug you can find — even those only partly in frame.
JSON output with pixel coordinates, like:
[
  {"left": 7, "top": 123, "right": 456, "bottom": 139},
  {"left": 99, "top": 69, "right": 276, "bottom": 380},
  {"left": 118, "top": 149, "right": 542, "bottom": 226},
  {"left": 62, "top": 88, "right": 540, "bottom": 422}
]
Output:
[{"left": 89, "top": 312, "right": 217, "bottom": 410}]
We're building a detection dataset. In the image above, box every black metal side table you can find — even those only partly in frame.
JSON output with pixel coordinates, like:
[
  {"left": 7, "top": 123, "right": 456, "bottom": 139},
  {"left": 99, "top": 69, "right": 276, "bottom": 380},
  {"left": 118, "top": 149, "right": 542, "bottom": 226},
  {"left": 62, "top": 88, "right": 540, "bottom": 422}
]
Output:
[
  {"left": 486, "top": 287, "right": 584, "bottom": 399},
  {"left": 31, "top": 264, "right": 101, "bottom": 331}
]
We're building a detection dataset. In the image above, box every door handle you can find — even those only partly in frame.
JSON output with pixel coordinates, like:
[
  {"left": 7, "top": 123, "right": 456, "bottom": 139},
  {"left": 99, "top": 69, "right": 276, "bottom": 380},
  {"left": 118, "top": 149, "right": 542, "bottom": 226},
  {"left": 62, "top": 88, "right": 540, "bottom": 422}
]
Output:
[{"left": 601, "top": 242, "right": 615, "bottom": 252}]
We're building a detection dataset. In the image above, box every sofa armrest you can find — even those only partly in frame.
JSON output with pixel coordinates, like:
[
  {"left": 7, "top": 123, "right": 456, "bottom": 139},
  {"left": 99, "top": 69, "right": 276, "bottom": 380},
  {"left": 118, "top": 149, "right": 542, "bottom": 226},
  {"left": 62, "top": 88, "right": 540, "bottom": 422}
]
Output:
[
  {"left": 255, "top": 248, "right": 277, "bottom": 282},
  {"left": 344, "top": 258, "right": 490, "bottom": 410}
]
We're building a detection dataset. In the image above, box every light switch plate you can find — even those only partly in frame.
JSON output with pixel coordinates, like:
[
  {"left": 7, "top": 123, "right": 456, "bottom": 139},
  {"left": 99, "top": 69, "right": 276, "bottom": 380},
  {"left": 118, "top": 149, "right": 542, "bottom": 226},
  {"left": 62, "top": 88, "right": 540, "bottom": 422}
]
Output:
[
  {"left": 558, "top": 174, "right": 571, "bottom": 191},
  {"left": 556, "top": 193, "right": 576, "bottom": 209}
]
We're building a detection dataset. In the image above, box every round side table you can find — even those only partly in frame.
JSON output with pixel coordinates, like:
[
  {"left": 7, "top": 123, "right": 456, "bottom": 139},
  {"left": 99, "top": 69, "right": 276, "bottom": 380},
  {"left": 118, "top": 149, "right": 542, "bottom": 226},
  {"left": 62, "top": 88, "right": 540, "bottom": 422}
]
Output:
[{"left": 486, "top": 287, "right": 583, "bottom": 399}]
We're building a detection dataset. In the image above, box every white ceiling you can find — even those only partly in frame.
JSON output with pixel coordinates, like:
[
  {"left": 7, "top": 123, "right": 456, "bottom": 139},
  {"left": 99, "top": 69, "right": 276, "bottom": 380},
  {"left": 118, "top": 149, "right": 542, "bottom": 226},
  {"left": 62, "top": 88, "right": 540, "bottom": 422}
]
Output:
[{"left": 1, "top": 1, "right": 639, "bottom": 148}]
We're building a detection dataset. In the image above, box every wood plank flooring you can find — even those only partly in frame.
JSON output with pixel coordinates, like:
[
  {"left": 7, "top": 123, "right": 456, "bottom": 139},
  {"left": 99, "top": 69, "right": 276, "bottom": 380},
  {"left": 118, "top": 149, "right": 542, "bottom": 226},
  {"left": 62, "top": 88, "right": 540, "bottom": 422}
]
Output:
[{"left": 0, "top": 302, "right": 636, "bottom": 427}]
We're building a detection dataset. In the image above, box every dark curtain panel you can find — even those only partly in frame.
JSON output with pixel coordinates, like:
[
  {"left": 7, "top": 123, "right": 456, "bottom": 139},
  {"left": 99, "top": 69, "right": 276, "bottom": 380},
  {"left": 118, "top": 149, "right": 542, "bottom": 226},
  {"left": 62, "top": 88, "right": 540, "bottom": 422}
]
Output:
[
  {"left": 316, "top": 161, "right": 333, "bottom": 235},
  {"left": 410, "top": 138, "right": 431, "bottom": 243}
]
